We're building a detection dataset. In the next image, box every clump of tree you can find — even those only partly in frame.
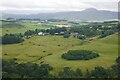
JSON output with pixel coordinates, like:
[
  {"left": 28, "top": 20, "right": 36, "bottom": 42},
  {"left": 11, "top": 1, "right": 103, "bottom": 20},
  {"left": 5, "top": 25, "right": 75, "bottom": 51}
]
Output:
[
  {"left": 2, "top": 60, "right": 53, "bottom": 78},
  {"left": 69, "top": 27, "right": 98, "bottom": 37},
  {"left": 91, "top": 66, "right": 109, "bottom": 78},
  {"left": 2, "top": 34, "right": 24, "bottom": 44},
  {"left": 58, "top": 67, "right": 83, "bottom": 78},
  {"left": 99, "top": 30, "right": 114, "bottom": 38},
  {"left": 77, "top": 35, "right": 86, "bottom": 40},
  {"left": 108, "top": 56, "right": 120, "bottom": 78},
  {"left": 62, "top": 50, "right": 99, "bottom": 60},
  {"left": 24, "top": 30, "right": 36, "bottom": 36}
]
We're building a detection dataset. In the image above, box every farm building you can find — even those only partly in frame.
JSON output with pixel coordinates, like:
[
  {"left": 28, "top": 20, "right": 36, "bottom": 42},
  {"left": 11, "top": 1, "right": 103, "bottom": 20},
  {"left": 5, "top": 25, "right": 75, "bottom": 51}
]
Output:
[
  {"left": 54, "top": 32, "right": 65, "bottom": 35},
  {"left": 38, "top": 32, "right": 45, "bottom": 36},
  {"left": 54, "top": 24, "right": 70, "bottom": 27},
  {"left": 54, "top": 33, "right": 59, "bottom": 35},
  {"left": 60, "top": 32, "right": 65, "bottom": 35},
  {"left": 70, "top": 32, "right": 79, "bottom": 36},
  {"left": 38, "top": 32, "right": 49, "bottom": 36},
  {"left": 37, "top": 22, "right": 42, "bottom": 25}
]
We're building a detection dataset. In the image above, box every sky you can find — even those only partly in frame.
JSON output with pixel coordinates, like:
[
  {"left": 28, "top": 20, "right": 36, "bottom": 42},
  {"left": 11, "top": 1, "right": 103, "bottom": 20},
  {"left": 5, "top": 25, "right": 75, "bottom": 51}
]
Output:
[{"left": 0, "top": 0, "right": 119, "bottom": 14}]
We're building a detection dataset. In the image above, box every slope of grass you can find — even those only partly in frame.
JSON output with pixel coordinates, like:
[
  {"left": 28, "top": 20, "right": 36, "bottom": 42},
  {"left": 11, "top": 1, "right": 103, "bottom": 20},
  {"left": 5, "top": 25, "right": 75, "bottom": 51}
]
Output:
[
  {"left": 1, "top": 21, "right": 53, "bottom": 36},
  {"left": 2, "top": 36, "right": 80, "bottom": 62},
  {"left": 2, "top": 21, "right": 24, "bottom": 28},
  {"left": 1, "top": 33, "right": 118, "bottom": 75},
  {"left": 43, "top": 33, "right": 118, "bottom": 74}
]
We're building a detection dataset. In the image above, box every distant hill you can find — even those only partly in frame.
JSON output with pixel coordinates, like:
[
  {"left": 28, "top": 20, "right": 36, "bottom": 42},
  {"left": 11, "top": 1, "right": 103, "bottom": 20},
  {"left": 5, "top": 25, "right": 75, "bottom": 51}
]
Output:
[{"left": 2, "top": 8, "right": 118, "bottom": 22}]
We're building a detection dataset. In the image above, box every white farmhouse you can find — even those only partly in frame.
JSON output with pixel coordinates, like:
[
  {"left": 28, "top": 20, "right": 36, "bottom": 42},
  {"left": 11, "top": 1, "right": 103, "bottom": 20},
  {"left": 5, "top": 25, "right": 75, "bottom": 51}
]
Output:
[
  {"left": 38, "top": 32, "right": 44, "bottom": 36},
  {"left": 70, "top": 32, "right": 79, "bottom": 36}
]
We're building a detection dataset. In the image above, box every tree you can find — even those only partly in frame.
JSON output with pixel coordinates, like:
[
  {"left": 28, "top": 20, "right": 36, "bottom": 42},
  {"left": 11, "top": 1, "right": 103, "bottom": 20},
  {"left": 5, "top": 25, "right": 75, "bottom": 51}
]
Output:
[
  {"left": 116, "top": 57, "right": 120, "bottom": 64},
  {"left": 2, "top": 34, "right": 24, "bottom": 44},
  {"left": 2, "top": 60, "right": 53, "bottom": 78},
  {"left": 85, "top": 69, "right": 91, "bottom": 78},
  {"left": 58, "top": 67, "right": 75, "bottom": 78},
  {"left": 24, "top": 30, "right": 36, "bottom": 36},
  {"left": 109, "top": 57, "right": 120, "bottom": 78},
  {"left": 107, "top": 68, "right": 116, "bottom": 78},
  {"left": 77, "top": 35, "right": 86, "bottom": 40},
  {"left": 75, "top": 68, "right": 82, "bottom": 78},
  {"left": 91, "top": 66, "right": 108, "bottom": 78},
  {"left": 99, "top": 30, "right": 114, "bottom": 38},
  {"left": 63, "top": 33, "right": 70, "bottom": 38}
]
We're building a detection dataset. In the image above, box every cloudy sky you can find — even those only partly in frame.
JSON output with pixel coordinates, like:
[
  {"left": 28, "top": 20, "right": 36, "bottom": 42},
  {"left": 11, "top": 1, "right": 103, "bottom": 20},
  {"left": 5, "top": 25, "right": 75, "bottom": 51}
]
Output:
[{"left": 0, "top": 0, "right": 119, "bottom": 14}]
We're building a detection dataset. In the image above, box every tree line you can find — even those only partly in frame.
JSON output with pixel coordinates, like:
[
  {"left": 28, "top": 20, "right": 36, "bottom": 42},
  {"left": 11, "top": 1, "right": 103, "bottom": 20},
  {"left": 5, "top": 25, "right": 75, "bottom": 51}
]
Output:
[
  {"left": 58, "top": 57, "right": 119, "bottom": 78},
  {"left": 2, "top": 57, "right": 119, "bottom": 78}
]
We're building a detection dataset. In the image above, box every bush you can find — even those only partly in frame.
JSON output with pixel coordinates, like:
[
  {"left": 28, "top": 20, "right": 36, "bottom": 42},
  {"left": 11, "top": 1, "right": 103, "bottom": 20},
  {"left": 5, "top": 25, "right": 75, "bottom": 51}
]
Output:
[{"left": 62, "top": 50, "right": 99, "bottom": 60}]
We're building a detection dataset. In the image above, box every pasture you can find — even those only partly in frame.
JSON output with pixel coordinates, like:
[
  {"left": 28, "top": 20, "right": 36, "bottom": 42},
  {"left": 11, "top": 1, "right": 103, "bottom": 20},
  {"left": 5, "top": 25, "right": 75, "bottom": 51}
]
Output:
[
  {"left": 0, "top": 21, "right": 54, "bottom": 36},
  {"left": 2, "top": 33, "right": 118, "bottom": 75}
]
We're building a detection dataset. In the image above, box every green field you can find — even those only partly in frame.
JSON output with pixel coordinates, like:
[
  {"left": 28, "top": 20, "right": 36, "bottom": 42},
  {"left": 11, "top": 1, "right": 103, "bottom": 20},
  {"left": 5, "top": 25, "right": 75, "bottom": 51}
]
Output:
[
  {"left": 0, "top": 21, "right": 54, "bottom": 36},
  {"left": 2, "top": 33, "right": 118, "bottom": 75}
]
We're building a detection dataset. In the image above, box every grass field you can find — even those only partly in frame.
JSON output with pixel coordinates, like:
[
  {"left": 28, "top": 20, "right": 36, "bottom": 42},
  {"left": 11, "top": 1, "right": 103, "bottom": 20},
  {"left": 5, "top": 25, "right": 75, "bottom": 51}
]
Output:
[
  {"left": 0, "top": 21, "right": 54, "bottom": 36},
  {"left": 1, "top": 33, "right": 118, "bottom": 75}
]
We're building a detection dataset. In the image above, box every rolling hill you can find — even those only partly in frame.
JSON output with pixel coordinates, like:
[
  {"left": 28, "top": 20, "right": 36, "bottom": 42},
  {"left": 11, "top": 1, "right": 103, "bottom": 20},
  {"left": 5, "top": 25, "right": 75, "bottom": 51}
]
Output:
[
  {"left": 2, "top": 8, "right": 118, "bottom": 22},
  {"left": 2, "top": 33, "right": 118, "bottom": 74}
]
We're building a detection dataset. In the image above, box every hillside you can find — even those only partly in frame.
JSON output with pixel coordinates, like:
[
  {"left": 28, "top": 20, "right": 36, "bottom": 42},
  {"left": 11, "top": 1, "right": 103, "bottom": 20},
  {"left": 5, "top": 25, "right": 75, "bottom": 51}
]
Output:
[
  {"left": 2, "top": 33, "right": 118, "bottom": 74},
  {"left": 44, "top": 33, "right": 118, "bottom": 74},
  {"left": 2, "top": 8, "right": 118, "bottom": 21},
  {"left": 0, "top": 21, "right": 54, "bottom": 36}
]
